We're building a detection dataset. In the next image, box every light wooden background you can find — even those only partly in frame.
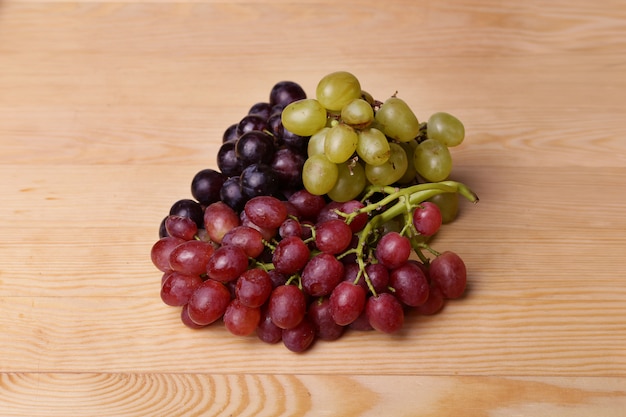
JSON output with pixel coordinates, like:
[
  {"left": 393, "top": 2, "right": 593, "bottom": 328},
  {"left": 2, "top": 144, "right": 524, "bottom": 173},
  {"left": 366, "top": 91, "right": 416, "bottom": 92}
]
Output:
[{"left": 1, "top": 0, "right": 625, "bottom": 415}]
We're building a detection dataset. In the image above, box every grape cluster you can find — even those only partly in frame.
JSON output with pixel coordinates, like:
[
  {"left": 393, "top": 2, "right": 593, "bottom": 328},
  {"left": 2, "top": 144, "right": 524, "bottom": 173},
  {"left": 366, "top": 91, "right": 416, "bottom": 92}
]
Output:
[{"left": 151, "top": 72, "right": 478, "bottom": 352}]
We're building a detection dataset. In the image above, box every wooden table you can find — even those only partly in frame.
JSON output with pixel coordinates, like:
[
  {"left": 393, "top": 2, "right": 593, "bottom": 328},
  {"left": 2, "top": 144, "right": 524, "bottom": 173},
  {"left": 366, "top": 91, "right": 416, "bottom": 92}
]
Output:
[{"left": 1, "top": 0, "right": 625, "bottom": 415}]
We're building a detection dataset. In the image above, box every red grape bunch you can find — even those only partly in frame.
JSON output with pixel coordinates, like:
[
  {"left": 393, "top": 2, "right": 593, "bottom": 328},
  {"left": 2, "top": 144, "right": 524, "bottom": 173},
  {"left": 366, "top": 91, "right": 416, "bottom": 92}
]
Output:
[{"left": 151, "top": 72, "right": 478, "bottom": 352}]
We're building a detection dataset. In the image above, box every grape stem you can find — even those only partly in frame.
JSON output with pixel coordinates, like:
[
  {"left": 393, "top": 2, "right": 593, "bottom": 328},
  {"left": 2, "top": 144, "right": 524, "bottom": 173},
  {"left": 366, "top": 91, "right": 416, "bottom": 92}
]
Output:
[{"left": 343, "top": 180, "right": 478, "bottom": 293}]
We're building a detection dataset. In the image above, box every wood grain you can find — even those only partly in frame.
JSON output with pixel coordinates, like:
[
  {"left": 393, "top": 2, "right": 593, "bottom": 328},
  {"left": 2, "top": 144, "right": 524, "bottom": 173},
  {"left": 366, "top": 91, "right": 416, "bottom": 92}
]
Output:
[{"left": 1, "top": 0, "right": 626, "bottom": 414}]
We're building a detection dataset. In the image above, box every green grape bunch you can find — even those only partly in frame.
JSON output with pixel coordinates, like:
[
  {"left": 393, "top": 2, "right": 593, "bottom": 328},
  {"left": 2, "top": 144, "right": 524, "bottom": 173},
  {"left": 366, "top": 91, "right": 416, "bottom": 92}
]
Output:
[{"left": 281, "top": 71, "right": 466, "bottom": 199}]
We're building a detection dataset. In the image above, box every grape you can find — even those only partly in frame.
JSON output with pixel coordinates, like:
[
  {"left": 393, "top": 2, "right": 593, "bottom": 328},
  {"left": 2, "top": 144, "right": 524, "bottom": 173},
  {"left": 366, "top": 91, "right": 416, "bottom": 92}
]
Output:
[
  {"left": 366, "top": 293, "right": 404, "bottom": 334},
  {"left": 427, "top": 112, "right": 465, "bottom": 147},
  {"left": 269, "top": 81, "right": 307, "bottom": 107},
  {"left": 236, "top": 114, "right": 268, "bottom": 136},
  {"left": 288, "top": 189, "right": 326, "bottom": 221},
  {"left": 326, "top": 161, "right": 366, "bottom": 203},
  {"left": 160, "top": 272, "right": 203, "bottom": 306},
  {"left": 396, "top": 140, "right": 419, "bottom": 184},
  {"left": 256, "top": 306, "right": 283, "bottom": 344},
  {"left": 240, "top": 209, "right": 278, "bottom": 241},
  {"left": 389, "top": 262, "right": 429, "bottom": 307},
  {"left": 279, "top": 218, "right": 303, "bottom": 239},
  {"left": 191, "top": 168, "right": 226, "bottom": 206},
  {"left": 308, "top": 298, "right": 345, "bottom": 341},
  {"left": 223, "top": 299, "right": 261, "bottom": 336},
  {"left": 314, "top": 219, "right": 353, "bottom": 255},
  {"left": 427, "top": 192, "right": 459, "bottom": 224},
  {"left": 339, "top": 200, "right": 368, "bottom": 233},
  {"left": 429, "top": 251, "right": 467, "bottom": 299},
  {"left": 356, "top": 127, "right": 390, "bottom": 166},
  {"left": 364, "top": 142, "right": 408, "bottom": 186},
  {"left": 271, "top": 147, "right": 305, "bottom": 189},
  {"left": 415, "top": 285, "right": 445, "bottom": 315},
  {"left": 164, "top": 215, "right": 198, "bottom": 241},
  {"left": 301, "top": 252, "right": 344, "bottom": 297},
  {"left": 364, "top": 263, "right": 390, "bottom": 294},
  {"left": 204, "top": 201, "right": 240, "bottom": 244},
  {"left": 374, "top": 96, "right": 420, "bottom": 143},
  {"left": 169, "top": 199, "right": 204, "bottom": 229},
  {"left": 235, "top": 130, "right": 275, "bottom": 166},
  {"left": 248, "top": 102, "right": 272, "bottom": 120},
  {"left": 240, "top": 163, "right": 278, "bottom": 198},
  {"left": 341, "top": 98, "right": 374, "bottom": 128},
  {"left": 272, "top": 235, "right": 310, "bottom": 275},
  {"left": 316, "top": 71, "right": 362, "bottom": 112},
  {"left": 282, "top": 317, "right": 316, "bottom": 353},
  {"left": 217, "top": 141, "right": 243, "bottom": 177},
  {"left": 169, "top": 240, "right": 215, "bottom": 276},
  {"left": 329, "top": 281, "right": 366, "bottom": 326},
  {"left": 412, "top": 201, "right": 442, "bottom": 236},
  {"left": 219, "top": 176, "right": 246, "bottom": 213},
  {"left": 235, "top": 268, "right": 272, "bottom": 308},
  {"left": 280, "top": 128, "right": 310, "bottom": 155},
  {"left": 302, "top": 154, "right": 338, "bottom": 196},
  {"left": 375, "top": 231, "right": 411, "bottom": 269},
  {"left": 307, "top": 127, "right": 329, "bottom": 157},
  {"left": 244, "top": 196, "right": 288, "bottom": 229},
  {"left": 413, "top": 139, "right": 452, "bottom": 182},
  {"left": 206, "top": 245, "right": 249, "bottom": 283},
  {"left": 187, "top": 279, "right": 231, "bottom": 326},
  {"left": 222, "top": 123, "right": 239, "bottom": 143},
  {"left": 281, "top": 99, "right": 328, "bottom": 136},
  {"left": 324, "top": 123, "right": 359, "bottom": 164},
  {"left": 268, "top": 284, "right": 307, "bottom": 329},
  {"left": 221, "top": 225, "right": 265, "bottom": 258},
  {"left": 151, "top": 236, "right": 185, "bottom": 272},
  {"left": 181, "top": 304, "right": 207, "bottom": 329}
]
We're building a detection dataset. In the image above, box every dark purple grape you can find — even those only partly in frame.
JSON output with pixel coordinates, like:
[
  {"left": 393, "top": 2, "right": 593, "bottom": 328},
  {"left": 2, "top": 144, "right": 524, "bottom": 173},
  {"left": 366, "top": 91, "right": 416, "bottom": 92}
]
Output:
[
  {"left": 240, "top": 163, "right": 278, "bottom": 198},
  {"left": 220, "top": 176, "right": 246, "bottom": 213},
  {"left": 236, "top": 115, "right": 268, "bottom": 137},
  {"left": 159, "top": 216, "right": 168, "bottom": 238},
  {"left": 235, "top": 130, "right": 276, "bottom": 166},
  {"left": 270, "top": 147, "right": 305, "bottom": 189},
  {"left": 191, "top": 168, "right": 226, "bottom": 206},
  {"left": 223, "top": 123, "right": 239, "bottom": 143},
  {"left": 169, "top": 199, "right": 204, "bottom": 229},
  {"left": 247, "top": 102, "right": 272, "bottom": 120},
  {"left": 267, "top": 113, "right": 283, "bottom": 138},
  {"left": 269, "top": 81, "right": 307, "bottom": 107},
  {"left": 217, "top": 141, "right": 243, "bottom": 177},
  {"left": 280, "top": 127, "right": 309, "bottom": 155}
]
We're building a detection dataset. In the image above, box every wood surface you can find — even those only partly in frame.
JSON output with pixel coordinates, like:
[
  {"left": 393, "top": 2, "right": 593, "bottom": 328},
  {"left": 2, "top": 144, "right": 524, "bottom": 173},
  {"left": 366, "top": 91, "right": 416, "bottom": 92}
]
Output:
[{"left": 1, "top": 0, "right": 625, "bottom": 415}]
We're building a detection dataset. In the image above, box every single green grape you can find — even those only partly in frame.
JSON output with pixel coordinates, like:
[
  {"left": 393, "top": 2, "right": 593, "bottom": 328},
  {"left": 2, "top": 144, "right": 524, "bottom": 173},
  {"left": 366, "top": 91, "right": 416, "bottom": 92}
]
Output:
[
  {"left": 413, "top": 139, "right": 452, "bottom": 182},
  {"left": 327, "top": 160, "right": 367, "bottom": 202},
  {"left": 324, "top": 123, "right": 359, "bottom": 164},
  {"left": 427, "top": 112, "right": 465, "bottom": 147},
  {"left": 302, "top": 154, "right": 339, "bottom": 195},
  {"left": 427, "top": 192, "right": 459, "bottom": 224},
  {"left": 316, "top": 71, "right": 362, "bottom": 112},
  {"left": 396, "top": 140, "right": 418, "bottom": 184},
  {"left": 341, "top": 98, "right": 374, "bottom": 129},
  {"left": 364, "top": 142, "right": 408, "bottom": 186},
  {"left": 307, "top": 127, "right": 329, "bottom": 156},
  {"left": 374, "top": 96, "right": 420, "bottom": 143},
  {"left": 356, "top": 127, "right": 390, "bottom": 166},
  {"left": 281, "top": 99, "right": 328, "bottom": 136}
]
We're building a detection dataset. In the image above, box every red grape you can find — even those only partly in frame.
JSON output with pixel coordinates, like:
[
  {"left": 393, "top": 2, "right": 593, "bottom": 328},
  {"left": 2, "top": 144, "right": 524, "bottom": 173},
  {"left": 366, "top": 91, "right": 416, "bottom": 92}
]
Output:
[
  {"left": 160, "top": 272, "right": 203, "bottom": 306},
  {"left": 244, "top": 195, "right": 288, "bottom": 229},
  {"left": 151, "top": 236, "right": 185, "bottom": 272},
  {"left": 268, "top": 285, "right": 306, "bottom": 329},
  {"left": 389, "top": 262, "right": 429, "bottom": 307},
  {"left": 301, "top": 252, "right": 344, "bottom": 297},
  {"left": 235, "top": 268, "right": 272, "bottom": 308},
  {"left": 282, "top": 318, "right": 316, "bottom": 353},
  {"left": 272, "top": 236, "right": 310, "bottom": 275},
  {"left": 375, "top": 232, "right": 411, "bottom": 269},
  {"left": 329, "top": 281, "right": 366, "bottom": 326},
  {"left": 314, "top": 219, "right": 353, "bottom": 254},
  {"left": 204, "top": 201, "right": 240, "bottom": 244},
  {"left": 206, "top": 245, "right": 249, "bottom": 283},
  {"left": 223, "top": 299, "right": 261, "bottom": 336},
  {"left": 412, "top": 202, "right": 442, "bottom": 236},
  {"left": 429, "top": 251, "right": 467, "bottom": 299},
  {"left": 366, "top": 293, "right": 404, "bottom": 334},
  {"left": 187, "top": 279, "right": 231, "bottom": 326}
]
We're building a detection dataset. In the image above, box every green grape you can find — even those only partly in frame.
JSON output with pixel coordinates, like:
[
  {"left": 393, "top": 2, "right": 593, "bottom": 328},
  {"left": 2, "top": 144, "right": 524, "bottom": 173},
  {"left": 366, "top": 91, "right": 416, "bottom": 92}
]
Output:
[
  {"left": 302, "top": 154, "right": 339, "bottom": 195},
  {"left": 356, "top": 127, "right": 390, "bottom": 166},
  {"left": 361, "top": 90, "right": 375, "bottom": 105},
  {"left": 396, "top": 140, "right": 418, "bottom": 184},
  {"left": 413, "top": 139, "right": 452, "bottom": 182},
  {"left": 307, "top": 127, "right": 329, "bottom": 156},
  {"left": 324, "top": 123, "right": 358, "bottom": 164},
  {"left": 427, "top": 192, "right": 459, "bottom": 224},
  {"left": 427, "top": 112, "right": 465, "bottom": 147},
  {"left": 316, "top": 71, "right": 362, "bottom": 112},
  {"left": 364, "top": 143, "right": 408, "bottom": 186},
  {"left": 341, "top": 98, "right": 374, "bottom": 128},
  {"left": 281, "top": 99, "right": 328, "bottom": 136},
  {"left": 327, "top": 160, "right": 367, "bottom": 202},
  {"left": 374, "top": 96, "right": 420, "bottom": 143}
]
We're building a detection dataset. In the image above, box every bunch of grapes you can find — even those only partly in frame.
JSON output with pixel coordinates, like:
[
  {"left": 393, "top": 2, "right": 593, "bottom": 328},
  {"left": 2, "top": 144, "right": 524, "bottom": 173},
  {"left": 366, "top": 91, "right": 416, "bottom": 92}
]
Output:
[{"left": 151, "top": 72, "right": 478, "bottom": 352}]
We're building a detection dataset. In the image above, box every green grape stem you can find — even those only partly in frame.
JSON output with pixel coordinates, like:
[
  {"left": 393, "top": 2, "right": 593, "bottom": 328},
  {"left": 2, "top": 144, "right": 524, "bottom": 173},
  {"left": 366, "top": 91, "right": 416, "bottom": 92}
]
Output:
[{"left": 344, "top": 181, "right": 478, "bottom": 294}]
